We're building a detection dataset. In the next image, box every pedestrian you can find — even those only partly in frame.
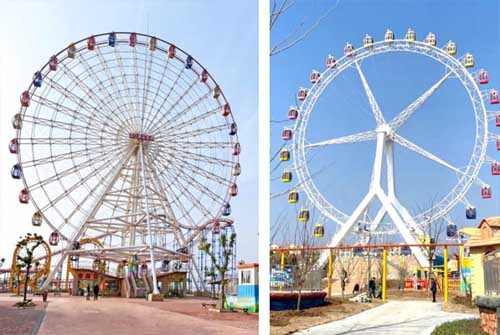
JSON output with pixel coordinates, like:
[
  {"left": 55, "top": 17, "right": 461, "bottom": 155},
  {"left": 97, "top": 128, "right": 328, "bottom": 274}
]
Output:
[
  {"left": 86, "top": 285, "right": 90, "bottom": 301},
  {"left": 368, "top": 277, "right": 376, "bottom": 298},
  {"left": 352, "top": 283, "right": 360, "bottom": 296},
  {"left": 412, "top": 273, "right": 418, "bottom": 290},
  {"left": 93, "top": 283, "right": 100, "bottom": 301},
  {"left": 376, "top": 283, "right": 382, "bottom": 299},
  {"left": 430, "top": 277, "right": 437, "bottom": 303}
]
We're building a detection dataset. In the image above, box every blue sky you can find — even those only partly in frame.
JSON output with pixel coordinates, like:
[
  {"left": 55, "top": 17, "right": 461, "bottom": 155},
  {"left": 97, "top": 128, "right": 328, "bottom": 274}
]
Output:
[
  {"left": 271, "top": 0, "right": 500, "bottom": 245},
  {"left": 0, "top": 0, "right": 258, "bottom": 264}
]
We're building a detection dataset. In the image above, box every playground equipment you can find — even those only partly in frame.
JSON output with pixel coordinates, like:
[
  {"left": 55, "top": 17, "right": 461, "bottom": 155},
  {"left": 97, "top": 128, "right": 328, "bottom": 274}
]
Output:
[
  {"left": 10, "top": 236, "right": 51, "bottom": 291},
  {"left": 279, "top": 28, "right": 498, "bottom": 268},
  {"left": 9, "top": 32, "right": 240, "bottom": 294}
]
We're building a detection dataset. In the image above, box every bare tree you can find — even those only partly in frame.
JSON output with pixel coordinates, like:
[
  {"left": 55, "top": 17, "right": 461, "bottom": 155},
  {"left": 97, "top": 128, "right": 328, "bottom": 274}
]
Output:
[
  {"left": 270, "top": 0, "right": 340, "bottom": 56},
  {"left": 333, "top": 248, "right": 359, "bottom": 300}
]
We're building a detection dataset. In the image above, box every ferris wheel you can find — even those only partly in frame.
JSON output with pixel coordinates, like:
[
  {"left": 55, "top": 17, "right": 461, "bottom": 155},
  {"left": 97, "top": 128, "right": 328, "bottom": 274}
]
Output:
[
  {"left": 280, "top": 28, "right": 499, "bottom": 266},
  {"left": 9, "top": 32, "right": 240, "bottom": 291}
]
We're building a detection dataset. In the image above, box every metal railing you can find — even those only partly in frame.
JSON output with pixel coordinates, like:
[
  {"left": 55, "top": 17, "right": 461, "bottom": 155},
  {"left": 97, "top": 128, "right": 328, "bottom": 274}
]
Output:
[{"left": 484, "top": 257, "right": 500, "bottom": 295}]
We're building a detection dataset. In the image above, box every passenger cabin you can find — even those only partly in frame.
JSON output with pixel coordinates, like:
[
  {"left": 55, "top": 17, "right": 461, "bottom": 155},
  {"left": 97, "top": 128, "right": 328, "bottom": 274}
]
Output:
[
  {"left": 230, "top": 183, "right": 238, "bottom": 197},
  {"left": 49, "top": 55, "right": 58, "bottom": 71},
  {"left": 67, "top": 43, "right": 76, "bottom": 59},
  {"left": 314, "top": 224, "right": 324, "bottom": 238},
  {"left": 279, "top": 149, "right": 290, "bottom": 161},
  {"left": 281, "top": 128, "right": 292, "bottom": 141},
  {"left": 168, "top": 45, "right": 176, "bottom": 59},
  {"left": 229, "top": 123, "right": 237, "bottom": 136},
  {"left": 496, "top": 136, "right": 500, "bottom": 150},
  {"left": 200, "top": 69, "right": 208, "bottom": 83},
  {"left": 326, "top": 55, "right": 336, "bottom": 69},
  {"left": 108, "top": 32, "right": 116, "bottom": 47},
  {"left": 32, "top": 211, "right": 42, "bottom": 227},
  {"left": 288, "top": 191, "right": 298, "bottom": 203},
  {"left": 464, "top": 53, "right": 474, "bottom": 68},
  {"left": 491, "top": 161, "right": 500, "bottom": 175},
  {"left": 12, "top": 114, "right": 22, "bottom": 129},
  {"left": 87, "top": 36, "right": 96, "bottom": 50},
  {"left": 363, "top": 34, "right": 373, "bottom": 47},
  {"left": 447, "top": 41, "right": 456, "bottom": 55},
  {"left": 288, "top": 106, "right": 298, "bottom": 120},
  {"left": 466, "top": 206, "right": 477, "bottom": 220},
  {"left": 19, "top": 189, "right": 29, "bottom": 204},
  {"left": 213, "top": 85, "right": 221, "bottom": 99},
  {"left": 223, "top": 203, "right": 231, "bottom": 216},
  {"left": 298, "top": 208, "right": 310, "bottom": 222},
  {"left": 281, "top": 170, "right": 292, "bottom": 183},
  {"left": 11, "top": 164, "right": 22, "bottom": 179},
  {"left": 310, "top": 70, "right": 321, "bottom": 84},
  {"left": 446, "top": 222, "right": 457, "bottom": 237},
  {"left": 49, "top": 231, "right": 60, "bottom": 246},
  {"left": 129, "top": 33, "right": 137, "bottom": 47},
  {"left": 20, "top": 91, "right": 30, "bottom": 107},
  {"left": 478, "top": 69, "right": 489, "bottom": 84},
  {"left": 33, "top": 71, "right": 43, "bottom": 88},
  {"left": 481, "top": 185, "right": 492, "bottom": 199},
  {"left": 223, "top": 103, "right": 231, "bottom": 117},
  {"left": 384, "top": 29, "right": 394, "bottom": 42},
  {"left": 9, "top": 138, "right": 18, "bottom": 154},
  {"left": 425, "top": 32, "right": 436, "bottom": 46},
  {"left": 232, "top": 163, "right": 241, "bottom": 176},
  {"left": 149, "top": 37, "right": 157, "bottom": 51},
  {"left": 232, "top": 142, "right": 241, "bottom": 156},
  {"left": 496, "top": 114, "right": 500, "bottom": 127},
  {"left": 490, "top": 89, "right": 499, "bottom": 104},
  {"left": 344, "top": 43, "right": 354, "bottom": 56},
  {"left": 405, "top": 28, "right": 416, "bottom": 41},
  {"left": 185, "top": 55, "right": 193, "bottom": 69},
  {"left": 297, "top": 88, "right": 308, "bottom": 101}
]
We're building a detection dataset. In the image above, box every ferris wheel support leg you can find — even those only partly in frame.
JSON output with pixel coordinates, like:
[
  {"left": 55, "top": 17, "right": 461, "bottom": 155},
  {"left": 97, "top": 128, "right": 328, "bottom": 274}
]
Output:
[
  {"left": 41, "top": 149, "right": 135, "bottom": 291},
  {"left": 139, "top": 144, "right": 160, "bottom": 296}
]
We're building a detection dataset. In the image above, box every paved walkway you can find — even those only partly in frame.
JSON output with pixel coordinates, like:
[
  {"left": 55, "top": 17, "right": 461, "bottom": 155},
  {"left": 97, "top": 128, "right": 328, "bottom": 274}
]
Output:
[
  {"left": 35, "top": 295, "right": 257, "bottom": 335},
  {"left": 296, "top": 300, "right": 477, "bottom": 335}
]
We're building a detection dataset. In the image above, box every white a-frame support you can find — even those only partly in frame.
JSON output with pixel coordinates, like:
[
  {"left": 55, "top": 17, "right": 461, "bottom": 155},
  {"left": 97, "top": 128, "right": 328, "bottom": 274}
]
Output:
[{"left": 318, "top": 125, "right": 429, "bottom": 267}]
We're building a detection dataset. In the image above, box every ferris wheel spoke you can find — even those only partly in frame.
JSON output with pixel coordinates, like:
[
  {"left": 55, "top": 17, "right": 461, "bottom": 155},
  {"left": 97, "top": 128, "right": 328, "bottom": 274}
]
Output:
[
  {"left": 354, "top": 62, "right": 385, "bottom": 126},
  {"left": 305, "top": 130, "right": 377, "bottom": 148},
  {"left": 21, "top": 144, "right": 111, "bottom": 168},
  {"left": 19, "top": 137, "right": 128, "bottom": 146},
  {"left": 144, "top": 74, "right": 196, "bottom": 134},
  {"left": 57, "top": 62, "right": 122, "bottom": 127},
  {"left": 148, "top": 90, "right": 212, "bottom": 135},
  {"left": 164, "top": 123, "right": 229, "bottom": 141},
  {"left": 392, "top": 134, "right": 463, "bottom": 175},
  {"left": 113, "top": 45, "right": 136, "bottom": 116},
  {"left": 77, "top": 52, "right": 139, "bottom": 132},
  {"left": 158, "top": 104, "right": 223, "bottom": 136},
  {"left": 162, "top": 141, "right": 233, "bottom": 150},
  {"left": 156, "top": 150, "right": 232, "bottom": 187},
  {"left": 140, "top": 48, "right": 155, "bottom": 131},
  {"left": 389, "top": 72, "right": 452, "bottom": 131},
  {"left": 151, "top": 158, "right": 208, "bottom": 227},
  {"left": 162, "top": 146, "right": 233, "bottom": 167}
]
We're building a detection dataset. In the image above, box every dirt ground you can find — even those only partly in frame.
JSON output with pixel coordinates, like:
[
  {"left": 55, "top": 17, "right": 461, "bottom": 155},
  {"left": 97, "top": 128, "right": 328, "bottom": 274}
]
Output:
[
  {"left": 270, "top": 297, "right": 383, "bottom": 335},
  {"left": 270, "top": 290, "right": 478, "bottom": 335}
]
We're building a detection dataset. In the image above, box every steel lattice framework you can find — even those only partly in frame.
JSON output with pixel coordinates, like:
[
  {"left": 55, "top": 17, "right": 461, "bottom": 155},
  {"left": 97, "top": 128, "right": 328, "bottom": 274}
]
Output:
[
  {"left": 284, "top": 35, "right": 496, "bottom": 266},
  {"left": 11, "top": 32, "right": 240, "bottom": 292}
]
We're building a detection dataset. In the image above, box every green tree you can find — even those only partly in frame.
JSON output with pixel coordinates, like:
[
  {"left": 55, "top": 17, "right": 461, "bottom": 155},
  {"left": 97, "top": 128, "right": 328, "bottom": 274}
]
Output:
[
  {"left": 199, "top": 232, "right": 236, "bottom": 310},
  {"left": 16, "top": 233, "right": 44, "bottom": 302}
]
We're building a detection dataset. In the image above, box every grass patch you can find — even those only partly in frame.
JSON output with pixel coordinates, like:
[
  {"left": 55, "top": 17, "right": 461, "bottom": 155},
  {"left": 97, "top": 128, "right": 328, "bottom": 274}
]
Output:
[{"left": 432, "top": 318, "right": 485, "bottom": 335}]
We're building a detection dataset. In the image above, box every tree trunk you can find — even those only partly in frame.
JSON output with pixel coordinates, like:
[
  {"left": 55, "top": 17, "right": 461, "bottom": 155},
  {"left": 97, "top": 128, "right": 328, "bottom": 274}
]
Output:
[
  {"left": 296, "top": 286, "right": 302, "bottom": 311},
  {"left": 23, "top": 266, "right": 30, "bottom": 302}
]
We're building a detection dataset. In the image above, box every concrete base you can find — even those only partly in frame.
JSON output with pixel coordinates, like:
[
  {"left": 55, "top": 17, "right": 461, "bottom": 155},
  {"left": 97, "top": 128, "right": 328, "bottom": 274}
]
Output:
[
  {"left": 475, "top": 296, "right": 500, "bottom": 335},
  {"left": 147, "top": 293, "right": 164, "bottom": 302}
]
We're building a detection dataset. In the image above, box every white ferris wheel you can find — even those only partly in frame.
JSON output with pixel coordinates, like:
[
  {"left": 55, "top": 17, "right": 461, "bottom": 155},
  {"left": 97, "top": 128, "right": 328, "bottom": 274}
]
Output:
[
  {"left": 9, "top": 32, "right": 240, "bottom": 291},
  {"left": 280, "top": 28, "right": 500, "bottom": 266}
]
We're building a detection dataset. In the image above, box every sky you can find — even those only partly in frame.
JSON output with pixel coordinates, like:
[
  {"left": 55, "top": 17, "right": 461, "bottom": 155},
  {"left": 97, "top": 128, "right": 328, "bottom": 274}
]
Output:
[
  {"left": 0, "top": 0, "right": 258, "bottom": 266},
  {"left": 271, "top": 0, "right": 500, "bottom": 246}
]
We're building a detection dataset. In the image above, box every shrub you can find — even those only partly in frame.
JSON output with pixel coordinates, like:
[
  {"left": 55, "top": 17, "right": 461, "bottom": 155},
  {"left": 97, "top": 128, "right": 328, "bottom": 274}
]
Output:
[{"left": 432, "top": 318, "right": 486, "bottom": 335}]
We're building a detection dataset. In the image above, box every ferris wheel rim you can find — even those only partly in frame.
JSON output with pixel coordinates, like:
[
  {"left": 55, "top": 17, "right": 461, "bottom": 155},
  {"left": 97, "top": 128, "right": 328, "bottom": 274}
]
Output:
[
  {"left": 292, "top": 39, "right": 488, "bottom": 230},
  {"left": 14, "top": 32, "right": 239, "bottom": 242}
]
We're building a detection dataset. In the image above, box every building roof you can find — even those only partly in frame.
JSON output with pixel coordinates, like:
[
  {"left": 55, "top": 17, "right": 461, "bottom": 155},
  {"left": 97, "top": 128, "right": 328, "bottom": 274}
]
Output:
[
  {"left": 479, "top": 217, "right": 500, "bottom": 228},
  {"left": 237, "top": 263, "right": 259, "bottom": 270}
]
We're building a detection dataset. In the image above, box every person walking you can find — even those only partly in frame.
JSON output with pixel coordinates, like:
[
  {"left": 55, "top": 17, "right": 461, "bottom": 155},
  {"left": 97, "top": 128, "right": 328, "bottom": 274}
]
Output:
[
  {"left": 93, "top": 283, "right": 100, "bottom": 301},
  {"left": 86, "top": 284, "right": 90, "bottom": 301},
  {"left": 412, "top": 273, "right": 418, "bottom": 290},
  {"left": 430, "top": 277, "right": 437, "bottom": 303},
  {"left": 368, "top": 277, "right": 376, "bottom": 298}
]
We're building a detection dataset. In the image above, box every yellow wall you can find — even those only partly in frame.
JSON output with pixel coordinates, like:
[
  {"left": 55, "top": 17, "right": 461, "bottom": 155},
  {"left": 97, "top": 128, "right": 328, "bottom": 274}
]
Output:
[{"left": 469, "top": 246, "right": 485, "bottom": 298}]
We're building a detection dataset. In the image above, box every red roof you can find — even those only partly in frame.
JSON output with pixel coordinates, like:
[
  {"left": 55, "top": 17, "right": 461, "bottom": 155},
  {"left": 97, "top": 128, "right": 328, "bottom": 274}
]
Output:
[{"left": 237, "top": 263, "right": 259, "bottom": 270}]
